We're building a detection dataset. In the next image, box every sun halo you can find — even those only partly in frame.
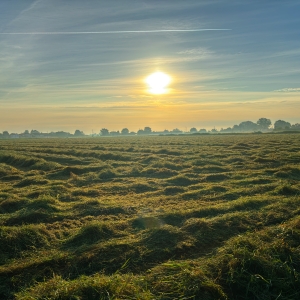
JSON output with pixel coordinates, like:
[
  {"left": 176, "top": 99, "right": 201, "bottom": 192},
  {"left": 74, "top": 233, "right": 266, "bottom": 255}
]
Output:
[{"left": 145, "top": 71, "right": 171, "bottom": 94}]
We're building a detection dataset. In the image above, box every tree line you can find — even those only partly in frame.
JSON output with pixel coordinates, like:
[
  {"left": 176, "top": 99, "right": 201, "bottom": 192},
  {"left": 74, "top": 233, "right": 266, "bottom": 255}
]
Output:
[
  {"left": 218, "top": 118, "right": 299, "bottom": 133},
  {"left": 1, "top": 118, "right": 300, "bottom": 139}
]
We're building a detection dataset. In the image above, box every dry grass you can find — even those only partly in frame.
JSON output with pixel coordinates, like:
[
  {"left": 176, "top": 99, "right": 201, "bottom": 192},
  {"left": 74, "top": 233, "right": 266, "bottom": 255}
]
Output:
[{"left": 0, "top": 134, "right": 300, "bottom": 299}]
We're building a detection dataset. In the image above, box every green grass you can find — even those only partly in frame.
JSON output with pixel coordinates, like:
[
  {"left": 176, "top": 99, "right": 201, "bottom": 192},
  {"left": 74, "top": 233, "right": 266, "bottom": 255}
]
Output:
[{"left": 0, "top": 134, "right": 300, "bottom": 299}]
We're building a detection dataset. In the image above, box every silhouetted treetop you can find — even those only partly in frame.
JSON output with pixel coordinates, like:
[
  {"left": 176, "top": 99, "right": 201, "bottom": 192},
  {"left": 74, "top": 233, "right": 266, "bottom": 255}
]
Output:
[
  {"left": 74, "top": 130, "right": 84, "bottom": 136},
  {"left": 31, "top": 130, "right": 40, "bottom": 135},
  {"left": 257, "top": 118, "right": 272, "bottom": 130},
  {"left": 238, "top": 121, "right": 258, "bottom": 132},
  {"left": 121, "top": 128, "right": 129, "bottom": 135},
  {"left": 100, "top": 128, "right": 109, "bottom": 136},
  {"left": 2, "top": 131, "right": 9, "bottom": 137},
  {"left": 144, "top": 127, "right": 152, "bottom": 134},
  {"left": 274, "top": 120, "right": 291, "bottom": 130}
]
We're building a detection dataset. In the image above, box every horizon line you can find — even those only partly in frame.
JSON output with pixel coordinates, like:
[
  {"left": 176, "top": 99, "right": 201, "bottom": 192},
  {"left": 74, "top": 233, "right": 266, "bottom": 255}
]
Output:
[{"left": 0, "top": 29, "right": 231, "bottom": 35}]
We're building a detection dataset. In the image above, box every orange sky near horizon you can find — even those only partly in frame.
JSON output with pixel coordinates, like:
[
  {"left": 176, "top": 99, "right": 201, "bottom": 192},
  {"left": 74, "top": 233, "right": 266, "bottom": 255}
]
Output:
[{"left": 2, "top": 91, "right": 299, "bottom": 133}]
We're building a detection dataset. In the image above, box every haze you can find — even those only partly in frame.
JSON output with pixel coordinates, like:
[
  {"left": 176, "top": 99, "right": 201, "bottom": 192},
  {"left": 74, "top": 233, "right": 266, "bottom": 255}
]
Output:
[{"left": 1, "top": 1, "right": 300, "bottom": 133}]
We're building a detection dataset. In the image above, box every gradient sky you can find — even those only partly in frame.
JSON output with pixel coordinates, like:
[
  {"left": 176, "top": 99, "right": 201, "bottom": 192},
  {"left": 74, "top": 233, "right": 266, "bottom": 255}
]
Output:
[{"left": 1, "top": 0, "right": 300, "bottom": 133}]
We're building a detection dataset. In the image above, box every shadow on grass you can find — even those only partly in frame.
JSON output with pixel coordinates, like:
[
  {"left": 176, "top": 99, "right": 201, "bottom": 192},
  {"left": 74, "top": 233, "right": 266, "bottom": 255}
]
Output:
[
  {"left": 4, "top": 210, "right": 58, "bottom": 225},
  {"left": 0, "top": 174, "right": 23, "bottom": 181},
  {"left": 167, "top": 175, "right": 197, "bottom": 186},
  {"left": 73, "top": 201, "right": 126, "bottom": 217},
  {"left": 4, "top": 197, "right": 60, "bottom": 225},
  {"left": 274, "top": 167, "right": 300, "bottom": 180},
  {"left": 204, "top": 174, "right": 230, "bottom": 182},
  {"left": 0, "top": 225, "right": 52, "bottom": 264},
  {"left": 62, "top": 222, "right": 117, "bottom": 248},
  {"left": 14, "top": 177, "right": 49, "bottom": 188},
  {"left": 162, "top": 197, "right": 272, "bottom": 226},
  {"left": 0, "top": 199, "right": 28, "bottom": 214}
]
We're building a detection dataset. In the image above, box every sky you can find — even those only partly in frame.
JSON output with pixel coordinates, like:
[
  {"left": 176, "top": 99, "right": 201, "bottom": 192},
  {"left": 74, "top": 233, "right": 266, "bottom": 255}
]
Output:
[{"left": 1, "top": 0, "right": 300, "bottom": 133}]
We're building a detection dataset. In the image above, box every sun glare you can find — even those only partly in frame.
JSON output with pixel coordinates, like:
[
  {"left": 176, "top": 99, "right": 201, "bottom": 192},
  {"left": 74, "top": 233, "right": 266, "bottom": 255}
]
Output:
[{"left": 145, "top": 71, "right": 171, "bottom": 94}]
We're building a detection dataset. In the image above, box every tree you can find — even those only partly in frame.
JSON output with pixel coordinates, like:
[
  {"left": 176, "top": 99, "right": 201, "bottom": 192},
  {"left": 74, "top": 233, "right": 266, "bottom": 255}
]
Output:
[
  {"left": 292, "top": 123, "right": 300, "bottom": 130},
  {"left": 172, "top": 128, "right": 182, "bottom": 134},
  {"left": 144, "top": 127, "right": 152, "bottom": 134},
  {"left": 199, "top": 129, "right": 207, "bottom": 133},
  {"left": 274, "top": 120, "right": 291, "bottom": 130},
  {"left": 121, "top": 128, "right": 129, "bottom": 135},
  {"left": 190, "top": 127, "right": 197, "bottom": 133},
  {"left": 2, "top": 131, "right": 9, "bottom": 138},
  {"left": 220, "top": 127, "right": 232, "bottom": 133},
  {"left": 238, "top": 121, "right": 258, "bottom": 132},
  {"left": 137, "top": 129, "right": 144, "bottom": 135},
  {"left": 100, "top": 128, "right": 109, "bottom": 136},
  {"left": 30, "top": 129, "right": 40, "bottom": 136},
  {"left": 232, "top": 125, "right": 239, "bottom": 132},
  {"left": 55, "top": 131, "right": 71, "bottom": 137},
  {"left": 257, "top": 118, "right": 271, "bottom": 130},
  {"left": 74, "top": 130, "right": 84, "bottom": 136},
  {"left": 110, "top": 131, "right": 120, "bottom": 136}
]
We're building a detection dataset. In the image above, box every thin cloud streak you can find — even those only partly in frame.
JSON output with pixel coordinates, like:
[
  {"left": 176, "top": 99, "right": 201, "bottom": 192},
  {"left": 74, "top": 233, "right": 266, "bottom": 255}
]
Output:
[
  {"left": 0, "top": 29, "right": 231, "bottom": 35},
  {"left": 274, "top": 88, "right": 300, "bottom": 92}
]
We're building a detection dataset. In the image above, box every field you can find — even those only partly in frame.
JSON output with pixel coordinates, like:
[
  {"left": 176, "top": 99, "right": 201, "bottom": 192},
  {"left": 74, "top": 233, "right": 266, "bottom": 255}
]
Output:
[{"left": 0, "top": 134, "right": 300, "bottom": 299}]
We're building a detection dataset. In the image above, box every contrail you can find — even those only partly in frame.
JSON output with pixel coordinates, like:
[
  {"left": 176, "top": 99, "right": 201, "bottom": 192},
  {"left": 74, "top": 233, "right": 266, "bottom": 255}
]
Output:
[{"left": 0, "top": 29, "right": 231, "bottom": 35}]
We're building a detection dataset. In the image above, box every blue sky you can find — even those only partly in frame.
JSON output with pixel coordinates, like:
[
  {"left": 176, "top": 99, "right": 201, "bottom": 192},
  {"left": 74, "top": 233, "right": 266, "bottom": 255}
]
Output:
[{"left": 1, "top": 0, "right": 300, "bottom": 133}]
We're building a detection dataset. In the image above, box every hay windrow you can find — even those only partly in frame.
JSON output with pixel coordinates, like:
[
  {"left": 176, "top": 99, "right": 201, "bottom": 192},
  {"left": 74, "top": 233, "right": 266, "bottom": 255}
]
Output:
[{"left": 1, "top": 134, "right": 300, "bottom": 299}]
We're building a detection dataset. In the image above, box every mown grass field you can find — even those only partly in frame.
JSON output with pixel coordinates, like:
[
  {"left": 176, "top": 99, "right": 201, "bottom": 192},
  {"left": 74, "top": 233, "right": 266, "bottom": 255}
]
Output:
[{"left": 0, "top": 134, "right": 300, "bottom": 299}]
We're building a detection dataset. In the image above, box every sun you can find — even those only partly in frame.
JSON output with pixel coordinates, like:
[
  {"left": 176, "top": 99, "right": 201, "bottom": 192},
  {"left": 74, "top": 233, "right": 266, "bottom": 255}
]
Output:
[{"left": 145, "top": 71, "right": 171, "bottom": 94}]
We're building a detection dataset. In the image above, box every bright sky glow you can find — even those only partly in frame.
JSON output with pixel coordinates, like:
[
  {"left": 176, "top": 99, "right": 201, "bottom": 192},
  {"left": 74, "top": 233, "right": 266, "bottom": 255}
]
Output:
[
  {"left": 0, "top": 1, "right": 300, "bottom": 133},
  {"left": 146, "top": 72, "right": 171, "bottom": 94}
]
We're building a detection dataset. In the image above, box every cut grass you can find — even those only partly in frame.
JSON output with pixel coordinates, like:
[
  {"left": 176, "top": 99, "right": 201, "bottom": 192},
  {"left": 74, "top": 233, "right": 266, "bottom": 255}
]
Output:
[{"left": 0, "top": 134, "right": 300, "bottom": 299}]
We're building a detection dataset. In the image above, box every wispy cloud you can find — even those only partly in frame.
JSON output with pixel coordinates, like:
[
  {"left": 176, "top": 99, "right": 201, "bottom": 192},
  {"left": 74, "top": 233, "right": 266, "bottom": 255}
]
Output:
[
  {"left": 274, "top": 88, "right": 300, "bottom": 92},
  {"left": 177, "top": 47, "right": 214, "bottom": 55},
  {"left": 19, "top": 0, "right": 43, "bottom": 16},
  {"left": 0, "top": 29, "right": 231, "bottom": 35},
  {"left": 269, "top": 48, "right": 300, "bottom": 58}
]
